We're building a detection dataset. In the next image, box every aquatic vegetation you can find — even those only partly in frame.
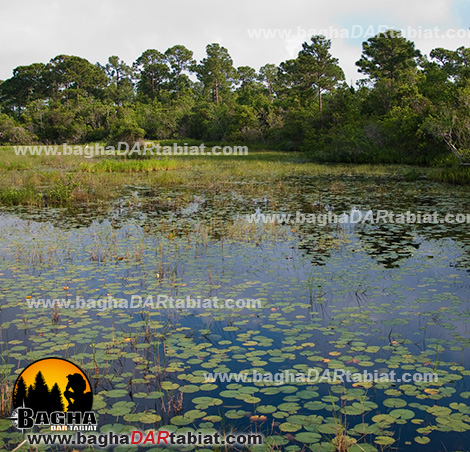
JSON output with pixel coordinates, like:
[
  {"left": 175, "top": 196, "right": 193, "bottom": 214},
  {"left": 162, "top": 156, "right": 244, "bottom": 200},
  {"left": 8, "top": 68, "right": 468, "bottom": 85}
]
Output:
[
  {"left": 0, "top": 157, "right": 469, "bottom": 451},
  {"left": 429, "top": 165, "right": 470, "bottom": 185}
]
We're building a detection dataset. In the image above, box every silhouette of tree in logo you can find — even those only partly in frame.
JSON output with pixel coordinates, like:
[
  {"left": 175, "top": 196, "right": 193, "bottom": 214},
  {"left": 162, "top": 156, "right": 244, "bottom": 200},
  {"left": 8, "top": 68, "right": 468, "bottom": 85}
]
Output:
[
  {"left": 13, "top": 359, "right": 93, "bottom": 416},
  {"left": 13, "top": 372, "right": 65, "bottom": 414},
  {"left": 13, "top": 376, "right": 27, "bottom": 408},
  {"left": 50, "top": 383, "right": 65, "bottom": 412},
  {"left": 63, "top": 373, "right": 92, "bottom": 412},
  {"left": 26, "top": 371, "right": 49, "bottom": 413}
]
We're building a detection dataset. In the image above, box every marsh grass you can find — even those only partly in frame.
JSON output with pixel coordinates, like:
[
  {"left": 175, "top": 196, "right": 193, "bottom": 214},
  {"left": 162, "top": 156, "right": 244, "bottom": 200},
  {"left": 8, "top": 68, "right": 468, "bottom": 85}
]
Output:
[
  {"left": 80, "top": 158, "right": 179, "bottom": 173},
  {"left": 0, "top": 175, "right": 78, "bottom": 207},
  {"left": 429, "top": 165, "right": 470, "bottom": 184},
  {"left": 0, "top": 145, "right": 430, "bottom": 208},
  {"left": 0, "top": 362, "right": 12, "bottom": 418}
]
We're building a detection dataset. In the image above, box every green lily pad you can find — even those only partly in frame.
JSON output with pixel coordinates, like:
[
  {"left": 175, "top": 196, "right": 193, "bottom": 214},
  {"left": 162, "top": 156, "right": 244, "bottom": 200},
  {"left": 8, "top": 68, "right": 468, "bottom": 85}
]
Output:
[
  {"left": 279, "top": 422, "right": 302, "bottom": 432},
  {"left": 294, "top": 432, "right": 321, "bottom": 443},
  {"left": 389, "top": 409, "right": 415, "bottom": 420},
  {"left": 415, "top": 436, "right": 430, "bottom": 444},
  {"left": 374, "top": 436, "right": 395, "bottom": 446}
]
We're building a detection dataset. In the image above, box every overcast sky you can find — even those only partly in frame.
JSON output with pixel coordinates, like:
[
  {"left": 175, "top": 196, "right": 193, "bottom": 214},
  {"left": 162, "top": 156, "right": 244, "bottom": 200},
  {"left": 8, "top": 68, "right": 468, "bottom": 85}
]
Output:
[{"left": 1, "top": 0, "right": 470, "bottom": 84}]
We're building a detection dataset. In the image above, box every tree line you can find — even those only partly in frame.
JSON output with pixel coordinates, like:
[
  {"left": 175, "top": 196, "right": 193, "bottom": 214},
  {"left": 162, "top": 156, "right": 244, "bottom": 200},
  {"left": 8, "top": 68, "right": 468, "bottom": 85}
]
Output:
[
  {"left": 1, "top": 30, "right": 469, "bottom": 164},
  {"left": 13, "top": 373, "right": 64, "bottom": 414}
]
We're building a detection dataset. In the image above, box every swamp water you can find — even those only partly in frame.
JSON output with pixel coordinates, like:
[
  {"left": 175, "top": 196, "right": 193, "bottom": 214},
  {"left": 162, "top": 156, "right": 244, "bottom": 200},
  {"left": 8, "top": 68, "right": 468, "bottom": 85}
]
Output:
[{"left": 0, "top": 175, "right": 470, "bottom": 451}]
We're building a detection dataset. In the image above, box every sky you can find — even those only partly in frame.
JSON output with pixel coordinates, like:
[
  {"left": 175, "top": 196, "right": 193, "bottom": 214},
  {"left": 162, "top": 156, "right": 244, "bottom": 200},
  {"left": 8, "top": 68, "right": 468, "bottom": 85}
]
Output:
[{"left": 1, "top": 0, "right": 470, "bottom": 84}]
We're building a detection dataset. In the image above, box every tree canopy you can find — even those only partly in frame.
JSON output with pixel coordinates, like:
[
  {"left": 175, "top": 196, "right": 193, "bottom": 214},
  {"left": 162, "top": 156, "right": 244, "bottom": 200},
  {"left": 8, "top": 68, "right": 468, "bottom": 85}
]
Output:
[{"left": 0, "top": 31, "right": 468, "bottom": 164}]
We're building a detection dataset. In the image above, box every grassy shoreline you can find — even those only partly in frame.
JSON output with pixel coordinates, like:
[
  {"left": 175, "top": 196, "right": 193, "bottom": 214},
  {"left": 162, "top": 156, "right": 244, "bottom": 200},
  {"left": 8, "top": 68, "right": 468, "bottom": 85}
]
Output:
[{"left": 0, "top": 145, "right": 467, "bottom": 207}]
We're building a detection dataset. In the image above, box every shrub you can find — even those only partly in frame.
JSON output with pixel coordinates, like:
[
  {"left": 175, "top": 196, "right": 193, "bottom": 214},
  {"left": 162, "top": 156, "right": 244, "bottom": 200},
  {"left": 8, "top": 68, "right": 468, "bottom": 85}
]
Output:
[{"left": 0, "top": 114, "right": 37, "bottom": 144}]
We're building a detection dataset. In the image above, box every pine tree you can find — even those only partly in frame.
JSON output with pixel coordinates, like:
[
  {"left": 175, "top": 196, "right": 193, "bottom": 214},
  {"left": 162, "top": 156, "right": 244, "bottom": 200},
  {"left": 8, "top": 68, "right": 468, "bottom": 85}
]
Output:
[
  {"left": 13, "top": 376, "right": 28, "bottom": 408},
  {"left": 25, "top": 384, "right": 35, "bottom": 412},
  {"left": 49, "top": 383, "right": 65, "bottom": 413},
  {"left": 28, "top": 371, "right": 50, "bottom": 413}
]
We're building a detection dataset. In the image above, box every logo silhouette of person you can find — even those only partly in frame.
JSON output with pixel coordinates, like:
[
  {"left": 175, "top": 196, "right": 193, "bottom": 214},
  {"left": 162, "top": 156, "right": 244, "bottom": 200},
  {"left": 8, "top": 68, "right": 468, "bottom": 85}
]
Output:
[{"left": 63, "top": 373, "right": 92, "bottom": 412}]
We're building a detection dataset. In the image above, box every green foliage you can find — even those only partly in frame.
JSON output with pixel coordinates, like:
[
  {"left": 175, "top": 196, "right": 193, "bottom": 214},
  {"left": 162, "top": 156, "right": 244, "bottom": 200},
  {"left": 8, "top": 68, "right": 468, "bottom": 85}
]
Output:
[
  {"left": 402, "top": 168, "right": 423, "bottom": 181},
  {"left": 0, "top": 63, "right": 47, "bottom": 112},
  {"left": 229, "top": 104, "right": 262, "bottom": 142},
  {"left": 80, "top": 158, "right": 177, "bottom": 173},
  {"left": 135, "top": 95, "right": 194, "bottom": 139},
  {"left": 134, "top": 49, "right": 170, "bottom": 101},
  {"left": 356, "top": 30, "right": 421, "bottom": 83},
  {"left": 108, "top": 107, "right": 145, "bottom": 147},
  {"left": 46, "top": 176, "right": 79, "bottom": 205},
  {"left": 0, "top": 185, "right": 40, "bottom": 206},
  {"left": 0, "top": 33, "right": 469, "bottom": 175},
  {"left": 165, "top": 45, "right": 196, "bottom": 98},
  {"left": 429, "top": 166, "right": 470, "bottom": 184},
  {"left": 189, "top": 101, "right": 233, "bottom": 141},
  {"left": 0, "top": 175, "right": 79, "bottom": 206},
  {"left": 196, "top": 43, "right": 236, "bottom": 104},
  {"left": 47, "top": 55, "right": 108, "bottom": 101},
  {"left": 295, "top": 35, "right": 345, "bottom": 110},
  {"left": 104, "top": 55, "right": 135, "bottom": 106},
  {"left": 0, "top": 113, "right": 37, "bottom": 144}
]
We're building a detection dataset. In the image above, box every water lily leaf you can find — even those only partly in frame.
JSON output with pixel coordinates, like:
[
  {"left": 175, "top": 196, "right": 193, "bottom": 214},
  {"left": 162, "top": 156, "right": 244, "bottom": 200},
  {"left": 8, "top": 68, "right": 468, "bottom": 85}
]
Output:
[
  {"left": 192, "top": 397, "right": 222, "bottom": 407},
  {"left": 279, "top": 422, "right": 302, "bottom": 432},
  {"left": 382, "top": 394, "right": 407, "bottom": 407},
  {"left": 374, "top": 436, "right": 395, "bottom": 446},
  {"left": 170, "top": 416, "right": 193, "bottom": 426},
  {"left": 139, "top": 413, "right": 162, "bottom": 423},
  {"left": 294, "top": 432, "right": 321, "bottom": 443},
  {"left": 106, "top": 389, "right": 128, "bottom": 398},
  {"left": 389, "top": 409, "right": 415, "bottom": 420},
  {"left": 426, "top": 406, "right": 451, "bottom": 417},
  {"left": 180, "top": 385, "right": 199, "bottom": 393},
  {"left": 372, "top": 414, "right": 395, "bottom": 425},
  {"left": 257, "top": 405, "right": 277, "bottom": 414},
  {"left": 161, "top": 381, "right": 179, "bottom": 390},
  {"left": 202, "top": 415, "right": 222, "bottom": 423},
  {"left": 225, "top": 410, "right": 246, "bottom": 419},
  {"left": 318, "top": 423, "right": 337, "bottom": 434},
  {"left": 415, "top": 436, "right": 430, "bottom": 444},
  {"left": 349, "top": 444, "right": 378, "bottom": 452}
]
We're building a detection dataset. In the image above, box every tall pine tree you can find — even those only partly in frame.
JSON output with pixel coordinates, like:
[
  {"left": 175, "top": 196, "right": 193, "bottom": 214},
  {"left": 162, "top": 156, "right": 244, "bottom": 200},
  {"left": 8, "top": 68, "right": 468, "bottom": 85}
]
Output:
[
  {"left": 49, "top": 383, "right": 65, "bottom": 413},
  {"left": 13, "top": 376, "right": 28, "bottom": 408}
]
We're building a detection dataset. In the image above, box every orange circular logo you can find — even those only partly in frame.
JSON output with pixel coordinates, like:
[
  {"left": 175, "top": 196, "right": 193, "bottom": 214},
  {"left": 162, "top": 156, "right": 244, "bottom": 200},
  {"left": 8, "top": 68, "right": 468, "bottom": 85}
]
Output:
[{"left": 12, "top": 358, "right": 93, "bottom": 414}]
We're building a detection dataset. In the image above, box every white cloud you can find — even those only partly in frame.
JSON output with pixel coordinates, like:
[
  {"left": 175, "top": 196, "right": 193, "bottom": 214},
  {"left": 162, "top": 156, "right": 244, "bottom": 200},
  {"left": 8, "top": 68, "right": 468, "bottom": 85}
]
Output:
[{"left": 0, "top": 0, "right": 468, "bottom": 83}]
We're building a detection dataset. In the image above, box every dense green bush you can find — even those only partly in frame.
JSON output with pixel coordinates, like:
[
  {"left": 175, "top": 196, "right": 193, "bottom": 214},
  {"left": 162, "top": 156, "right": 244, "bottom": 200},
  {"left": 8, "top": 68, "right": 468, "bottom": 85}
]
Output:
[{"left": 0, "top": 114, "right": 37, "bottom": 144}]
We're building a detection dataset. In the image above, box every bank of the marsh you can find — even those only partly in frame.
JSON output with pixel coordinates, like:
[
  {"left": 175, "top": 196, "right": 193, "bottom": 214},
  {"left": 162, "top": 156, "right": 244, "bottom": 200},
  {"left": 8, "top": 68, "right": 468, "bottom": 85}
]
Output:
[{"left": 1, "top": 145, "right": 467, "bottom": 208}]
